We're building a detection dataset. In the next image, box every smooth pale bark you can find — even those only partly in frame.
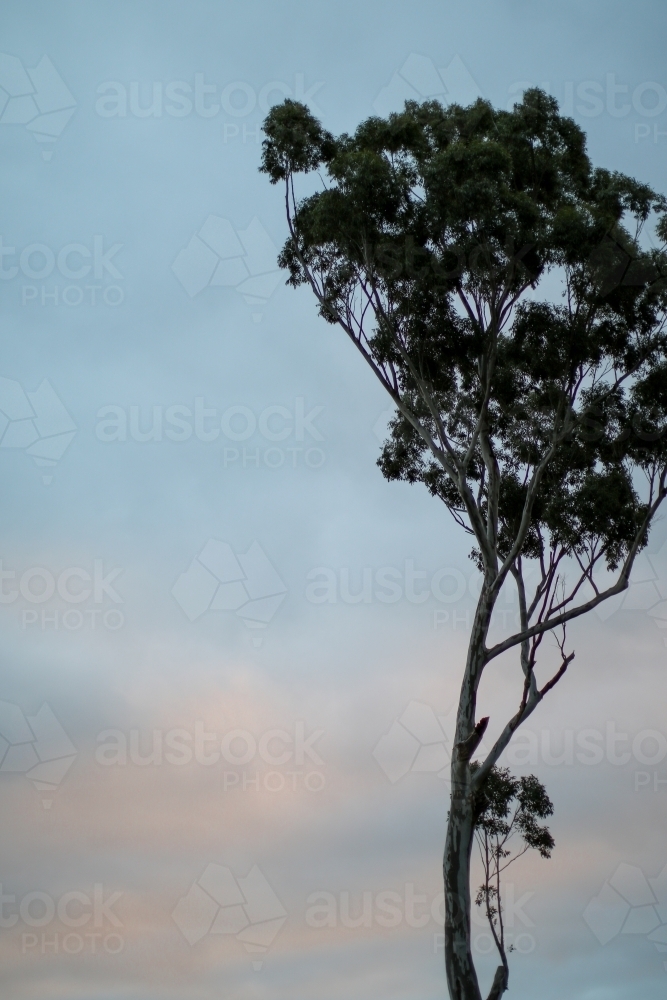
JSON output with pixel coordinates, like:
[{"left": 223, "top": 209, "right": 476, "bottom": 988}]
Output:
[
  {"left": 444, "top": 759, "right": 481, "bottom": 1000},
  {"left": 444, "top": 586, "right": 507, "bottom": 1000}
]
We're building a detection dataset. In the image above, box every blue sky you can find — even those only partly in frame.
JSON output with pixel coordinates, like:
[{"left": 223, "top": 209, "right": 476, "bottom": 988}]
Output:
[{"left": 2, "top": 2, "right": 667, "bottom": 997}]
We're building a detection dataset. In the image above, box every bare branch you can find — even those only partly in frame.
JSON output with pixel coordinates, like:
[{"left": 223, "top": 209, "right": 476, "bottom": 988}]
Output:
[
  {"left": 473, "top": 649, "right": 575, "bottom": 789},
  {"left": 486, "top": 472, "right": 667, "bottom": 662}
]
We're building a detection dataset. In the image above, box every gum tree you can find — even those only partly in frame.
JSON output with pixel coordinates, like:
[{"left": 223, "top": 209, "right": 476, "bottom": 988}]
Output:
[
  {"left": 260, "top": 90, "right": 667, "bottom": 999},
  {"left": 472, "top": 766, "right": 554, "bottom": 997}
]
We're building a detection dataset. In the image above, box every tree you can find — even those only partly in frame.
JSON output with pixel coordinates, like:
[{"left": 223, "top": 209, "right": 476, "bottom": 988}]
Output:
[
  {"left": 472, "top": 766, "right": 554, "bottom": 999},
  {"left": 259, "top": 89, "right": 667, "bottom": 999}
]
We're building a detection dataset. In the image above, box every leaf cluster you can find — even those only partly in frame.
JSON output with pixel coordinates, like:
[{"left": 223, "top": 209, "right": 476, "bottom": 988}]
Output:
[
  {"left": 260, "top": 91, "right": 667, "bottom": 576},
  {"left": 472, "top": 765, "right": 555, "bottom": 859}
]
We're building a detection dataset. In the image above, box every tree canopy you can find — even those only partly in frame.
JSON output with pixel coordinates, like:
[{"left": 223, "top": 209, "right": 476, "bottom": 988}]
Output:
[{"left": 260, "top": 91, "right": 667, "bottom": 720}]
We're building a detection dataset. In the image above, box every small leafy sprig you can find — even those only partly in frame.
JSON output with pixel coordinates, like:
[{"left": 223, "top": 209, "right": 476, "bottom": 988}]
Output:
[{"left": 472, "top": 766, "right": 554, "bottom": 977}]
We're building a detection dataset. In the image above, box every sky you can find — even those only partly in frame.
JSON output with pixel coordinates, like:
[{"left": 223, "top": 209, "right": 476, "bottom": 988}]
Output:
[{"left": 1, "top": 1, "right": 667, "bottom": 997}]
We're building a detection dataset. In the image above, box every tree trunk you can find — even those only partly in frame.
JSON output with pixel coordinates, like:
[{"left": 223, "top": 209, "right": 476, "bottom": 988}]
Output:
[
  {"left": 444, "top": 586, "right": 502, "bottom": 1000},
  {"left": 444, "top": 755, "right": 481, "bottom": 1000}
]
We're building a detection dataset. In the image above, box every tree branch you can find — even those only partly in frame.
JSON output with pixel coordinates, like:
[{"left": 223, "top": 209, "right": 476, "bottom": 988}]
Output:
[{"left": 485, "top": 471, "right": 667, "bottom": 662}]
